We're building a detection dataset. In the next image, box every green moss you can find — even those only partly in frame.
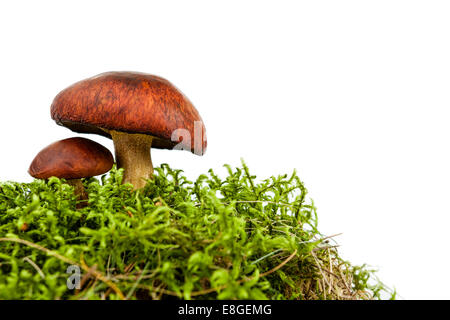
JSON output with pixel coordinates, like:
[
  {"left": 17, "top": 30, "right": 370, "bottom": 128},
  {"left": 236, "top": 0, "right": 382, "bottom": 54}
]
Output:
[{"left": 0, "top": 161, "right": 394, "bottom": 300}]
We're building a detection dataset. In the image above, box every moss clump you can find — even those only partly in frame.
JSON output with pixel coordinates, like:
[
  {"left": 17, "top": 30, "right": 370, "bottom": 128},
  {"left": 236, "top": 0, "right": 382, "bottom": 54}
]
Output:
[{"left": 0, "top": 161, "right": 393, "bottom": 300}]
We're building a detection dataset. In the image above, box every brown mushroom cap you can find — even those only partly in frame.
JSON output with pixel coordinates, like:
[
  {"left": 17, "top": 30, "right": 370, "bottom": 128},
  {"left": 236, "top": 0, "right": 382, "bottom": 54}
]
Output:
[
  {"left": 28, "top": 137, "right": 114, "bottom": 180},
  {"left": 50, "top": 72, "right": 207, "bottom": 155}
]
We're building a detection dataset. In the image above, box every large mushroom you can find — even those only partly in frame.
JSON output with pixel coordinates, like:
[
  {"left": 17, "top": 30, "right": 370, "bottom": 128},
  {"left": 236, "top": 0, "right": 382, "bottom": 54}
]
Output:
[
  {"left": 28, "top": 137, "right": 114, "bottom": 208},
  {"left": 50, "top": 72, "right": 207, "bottom": 189}
]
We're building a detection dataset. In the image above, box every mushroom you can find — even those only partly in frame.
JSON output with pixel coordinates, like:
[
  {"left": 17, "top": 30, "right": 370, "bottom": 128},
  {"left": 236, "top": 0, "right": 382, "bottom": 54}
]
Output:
[
  {"left": 50, "top": 72, "right": 207, "bottom": 189},
  {"left": 28, "top": 137, "right": 114, "bottom": 208}
]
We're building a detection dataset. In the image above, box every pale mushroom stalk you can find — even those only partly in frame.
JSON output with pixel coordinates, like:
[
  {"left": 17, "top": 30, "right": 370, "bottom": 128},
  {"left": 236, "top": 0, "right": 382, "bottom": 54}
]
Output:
[
  {"left": 66, "top": 179, "right": 89, "bottom": 209},
  {"left": 66, "top": 179, "right": 89, "bottom": 208},
  {"left": 110, "top": 130, "right": 154, "bottom": 189}
]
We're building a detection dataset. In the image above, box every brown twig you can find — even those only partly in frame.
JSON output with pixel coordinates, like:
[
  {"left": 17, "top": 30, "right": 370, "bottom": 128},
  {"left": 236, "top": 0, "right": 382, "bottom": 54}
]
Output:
[
  {"left": 0, "top": 237, "right": 125, "bottom": 300},
  {"left": 134, "top": 249, "right": 298, "bottom": 298}
]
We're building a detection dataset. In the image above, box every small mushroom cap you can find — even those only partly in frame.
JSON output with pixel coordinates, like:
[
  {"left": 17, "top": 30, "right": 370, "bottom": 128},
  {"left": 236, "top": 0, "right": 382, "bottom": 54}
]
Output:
[
  {"left": 28, "top": 137, "right": 114, "bottom": 180},
  {"left": 51, "top": 71, "right": 207, "bottom": 155}
]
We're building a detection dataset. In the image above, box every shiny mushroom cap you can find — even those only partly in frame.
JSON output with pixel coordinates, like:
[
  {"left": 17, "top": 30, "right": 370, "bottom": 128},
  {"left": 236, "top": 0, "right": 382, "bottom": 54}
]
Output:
[
  {"left": 50, "top": 71, "right": 207, "bottom": 155},
  {"left": 28, "top": 137, "right": 114, "bottom": 180}
]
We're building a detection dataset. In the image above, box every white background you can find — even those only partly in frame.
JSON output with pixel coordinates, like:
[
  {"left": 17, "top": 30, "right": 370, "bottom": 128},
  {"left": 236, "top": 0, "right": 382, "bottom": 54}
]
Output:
[{"left": 1, "top": 0, "right": 449, "bottom": 299}]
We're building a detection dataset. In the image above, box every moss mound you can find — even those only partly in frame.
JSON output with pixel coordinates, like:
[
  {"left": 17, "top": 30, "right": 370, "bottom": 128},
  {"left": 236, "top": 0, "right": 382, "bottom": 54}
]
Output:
[{"left": 0, "top": 162, "right": 393, "bottom": 300}]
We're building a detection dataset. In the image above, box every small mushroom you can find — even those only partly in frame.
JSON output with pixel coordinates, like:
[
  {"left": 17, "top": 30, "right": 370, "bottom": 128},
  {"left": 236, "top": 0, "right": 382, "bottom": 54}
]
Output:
[
  {"left": 28, "top": 137, "right": 114, "bottom": 208},
  {"left": 50, "top": 71, "right": 207, "bottom": 189}
]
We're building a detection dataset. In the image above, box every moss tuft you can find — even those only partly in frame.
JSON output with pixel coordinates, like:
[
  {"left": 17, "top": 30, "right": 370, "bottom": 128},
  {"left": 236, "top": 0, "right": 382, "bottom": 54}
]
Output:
[{"left": 0, "top": 161, "right": 394, "bottom": 300}]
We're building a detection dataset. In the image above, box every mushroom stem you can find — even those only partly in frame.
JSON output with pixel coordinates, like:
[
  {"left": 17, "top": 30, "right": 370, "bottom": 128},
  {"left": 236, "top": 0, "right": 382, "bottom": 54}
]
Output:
[
  {"left": 66, "top": 179, "right": 88, "bottom": 209},
  {"left": 110, "top": 130, "right": 154, "bottom": 189}
]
